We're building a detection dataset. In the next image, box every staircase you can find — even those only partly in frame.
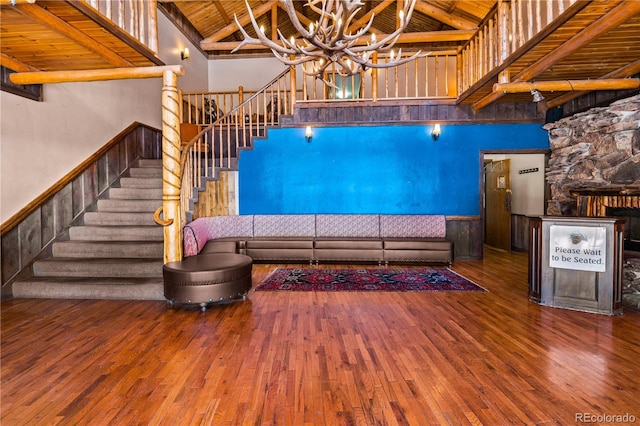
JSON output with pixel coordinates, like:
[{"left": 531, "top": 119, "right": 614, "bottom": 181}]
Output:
[{"left": 12, "top": 159, "right": 165, "bottom": 300}]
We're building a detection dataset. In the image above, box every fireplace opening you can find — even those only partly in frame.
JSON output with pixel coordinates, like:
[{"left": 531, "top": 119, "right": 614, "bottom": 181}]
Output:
[{"left": 606, "top": 207, "right": 640, "bottom": 253}]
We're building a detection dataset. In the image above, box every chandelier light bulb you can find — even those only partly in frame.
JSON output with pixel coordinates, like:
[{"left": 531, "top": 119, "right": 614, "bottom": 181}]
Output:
[{"left": 232, "top": 0, "right": 421, "bottom": 79}]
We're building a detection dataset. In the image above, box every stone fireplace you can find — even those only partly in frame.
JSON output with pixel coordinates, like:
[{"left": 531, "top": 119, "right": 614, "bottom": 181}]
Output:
[{"left": 544, "top": 94, "right": 640, "bottom": 309}]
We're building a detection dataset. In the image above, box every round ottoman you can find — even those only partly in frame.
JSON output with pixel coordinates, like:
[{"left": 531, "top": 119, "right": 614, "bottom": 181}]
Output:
[{"left": 163, "top": 253, "right": 253, "bottom": 311}]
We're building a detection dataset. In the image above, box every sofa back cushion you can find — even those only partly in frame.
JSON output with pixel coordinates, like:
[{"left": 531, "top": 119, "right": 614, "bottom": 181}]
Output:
[
  {"left": 213, "top": 215, "right": 255, "bottom": 238},
  {"left": 379, "top": 215, "right": 446, "bottom": 238},
  {"left": 253, "top": 214, "right": 316, "bottom": 237},
  {"left": 183, "top": 215, "right": 253, "bottom": 256},
  {"left": 316, "top": 214, "right": 380, "bottom": 238}
]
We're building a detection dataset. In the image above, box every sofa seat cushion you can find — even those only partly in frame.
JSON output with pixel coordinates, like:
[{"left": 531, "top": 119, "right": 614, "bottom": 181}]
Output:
[
  {"left": 200, "top": 239, "right": 240, "bottom": 254},
  {"left": 384, "top": 250, "right": 451, "bottom": 263},
  {"left": 246, "top": 238, "right": 314, "bottom": 249},
  {"left": 314, "top": 238, "right": 382, "bottom": 250},
  {"left": 383, "top": 238, "right": 451, "bottom": 250}
]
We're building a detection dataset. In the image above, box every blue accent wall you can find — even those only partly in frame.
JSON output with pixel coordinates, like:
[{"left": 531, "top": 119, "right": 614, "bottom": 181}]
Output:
[{"left": 239, "top": 123, "right": 549, "bottom": 216}]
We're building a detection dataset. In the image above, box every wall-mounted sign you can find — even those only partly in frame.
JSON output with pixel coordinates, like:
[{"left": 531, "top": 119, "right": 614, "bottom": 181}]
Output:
[
  {"left": 518, "top": 167, "right": 539, "bottom": 174},
  {"left": 549, "top": 225, "right": 606, "bottom": 272}
]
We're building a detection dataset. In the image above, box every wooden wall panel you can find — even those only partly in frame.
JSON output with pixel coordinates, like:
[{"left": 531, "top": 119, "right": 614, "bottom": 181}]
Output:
[
  {"left": 192, "top": 172, "right": 234, "bottom": 219},
  {"left": 291, "top": 102, "right": 544, "bottom": 125},
  {"left": 446, "top": 217, "right": 483, "bottom": 260},
  {"left": 511, "top": 214, "right": 531, "bottom": 252}
]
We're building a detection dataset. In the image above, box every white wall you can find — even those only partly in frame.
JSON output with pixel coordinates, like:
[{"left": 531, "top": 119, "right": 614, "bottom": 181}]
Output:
[
  {"left": 208, "top": 56, "right": 287, "bottom": 92},
  {"left": 0, "top": 11, "right": 209, "bottom": 223},
  {"left": 157, "top": 11, "right": 208, "bottom": 93},
  {"left": 509, "top": 154, "right": 546, "bottom": 216},
  {"left": 485, "top": 153, "right": 546, "bottom": 216}
]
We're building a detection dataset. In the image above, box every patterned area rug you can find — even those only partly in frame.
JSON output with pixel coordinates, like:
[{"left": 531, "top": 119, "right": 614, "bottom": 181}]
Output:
[{"left": 255, "top": 268, "right": 486, "bottom": 292}]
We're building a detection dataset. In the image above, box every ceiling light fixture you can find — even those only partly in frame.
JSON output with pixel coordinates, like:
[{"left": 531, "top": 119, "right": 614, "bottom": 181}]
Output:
[
  {"left": 232, "top": 0, "right": 423, "bottom": 82},
  {"left": 531, "top": 89, "right": 545, "bottom": 103}
]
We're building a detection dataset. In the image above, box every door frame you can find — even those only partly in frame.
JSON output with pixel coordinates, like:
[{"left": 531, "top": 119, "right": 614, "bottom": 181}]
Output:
[{"left": 479, "top": 149, "right": 550, "bottom": 256}]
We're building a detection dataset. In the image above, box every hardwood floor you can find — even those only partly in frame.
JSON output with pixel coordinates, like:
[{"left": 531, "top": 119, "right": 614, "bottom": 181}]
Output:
[{"left": 2, "top": 248, "right": 639, "bottom": 425}]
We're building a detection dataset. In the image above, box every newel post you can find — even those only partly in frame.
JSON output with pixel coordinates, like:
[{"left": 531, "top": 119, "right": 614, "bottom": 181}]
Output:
[{"left": 161, "top": 69, "right": 183, "bottom": 263}]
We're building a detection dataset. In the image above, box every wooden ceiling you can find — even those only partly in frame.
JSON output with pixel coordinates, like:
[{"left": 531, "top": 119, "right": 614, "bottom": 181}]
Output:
[
  {"left": 166, "top": 0, "right": 496, "bottom": 54},
  {"left": 161, "top": 0, "right": 640, "bottom": 108},
  {"left": 0, "top": 0, "right": 163, "bottom": 73}
]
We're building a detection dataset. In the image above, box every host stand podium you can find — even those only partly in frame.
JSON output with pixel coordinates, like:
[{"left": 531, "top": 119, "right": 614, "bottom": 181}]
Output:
[{"left": 528, "top": 216, "right": 625, "bottom": 315}]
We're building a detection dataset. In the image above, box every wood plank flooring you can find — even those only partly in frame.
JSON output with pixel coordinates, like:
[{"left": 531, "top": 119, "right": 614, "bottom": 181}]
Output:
[{"left": 2, "top": 248, "right": 639, "bottom": 425}]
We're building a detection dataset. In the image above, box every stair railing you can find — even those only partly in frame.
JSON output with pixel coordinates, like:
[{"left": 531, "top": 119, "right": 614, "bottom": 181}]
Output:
[{"left": 179, "top": 68, "right": 294, "bottom": 222}]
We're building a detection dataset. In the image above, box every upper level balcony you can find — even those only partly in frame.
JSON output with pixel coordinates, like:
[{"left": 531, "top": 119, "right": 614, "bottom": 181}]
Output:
[{"left": 2, "top": 1, "right": 639, "bottom": 113}]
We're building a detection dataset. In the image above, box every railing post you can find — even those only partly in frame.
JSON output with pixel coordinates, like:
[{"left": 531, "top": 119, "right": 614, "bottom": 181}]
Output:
[
  {"left": 238, "top": 85, "right": 244, "bottom": 124},
  {"left": 289, "top": 64, "right": 297, "bottom": 109},
  {"left": 372, "top": 52, "right": 378, "bottom": 102},
  {"left": 148, "top": 0, "right": 159, "bottom": 54},
  {"left": 498, "top": 0, "right": 510, "bottom": 62},
  {"left": 161, "top": 69, "right": 183, "bottom": 263}
]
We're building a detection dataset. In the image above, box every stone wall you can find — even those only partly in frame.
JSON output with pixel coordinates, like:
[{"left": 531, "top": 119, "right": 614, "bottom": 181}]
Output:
[
  {"left": 544, "top": 94, "right": 640, "bottom": 311},
  {"left": 544, "top": 94, "right": 640, "bottom": 216}
]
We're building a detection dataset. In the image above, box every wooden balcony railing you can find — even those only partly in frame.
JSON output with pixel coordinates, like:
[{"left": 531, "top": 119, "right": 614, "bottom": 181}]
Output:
[
  {"left": 85, "top": 0, "right": 158, "bottom": 54},
  {"left": 301, "top": 51, "right": 458, "bottom": 102},
  {"left": 458, "top": 0, "right": 578, "bottom": 93},
  {"left": 182, "top": 51, "right": 457, "bottom": 120}
]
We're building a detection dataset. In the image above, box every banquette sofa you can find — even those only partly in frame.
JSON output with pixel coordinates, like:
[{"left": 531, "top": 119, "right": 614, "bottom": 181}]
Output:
[{"left": 183, "top": 214, "right": 452, "bottom": 265}]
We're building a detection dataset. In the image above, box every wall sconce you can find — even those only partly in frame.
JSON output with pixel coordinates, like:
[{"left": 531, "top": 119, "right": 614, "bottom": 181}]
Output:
[
  {"left": 305, "top": 126, "right": 313, "bottom": 143},
  {"left": 431, "top": 123, "right": 441, "bottom": 141},
  {"left": 181, "top": 48, "right": 190, "bottom": 61}
]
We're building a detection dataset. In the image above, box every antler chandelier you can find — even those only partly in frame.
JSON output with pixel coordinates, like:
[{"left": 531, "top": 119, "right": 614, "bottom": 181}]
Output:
[{"left": 232, "top": 0, "right": 421, "bottom": 79}]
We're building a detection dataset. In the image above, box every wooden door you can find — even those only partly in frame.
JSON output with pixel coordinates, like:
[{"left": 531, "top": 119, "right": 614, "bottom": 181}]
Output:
[{"left": 485, "top": 159, "right": 512, "bottom": 251}]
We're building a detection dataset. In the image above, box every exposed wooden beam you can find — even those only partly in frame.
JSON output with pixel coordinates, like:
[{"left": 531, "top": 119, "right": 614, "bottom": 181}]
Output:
[
  {"left": 271, "top": 3, "right": 278, "bottom": 41},
  {"left": 414, "top": 0, "right": 477, "bottom": 30},
  {"left": 546, "top": 60, "right": 640, "bottom": 108},
  {"left": 513, "top": 2, "right": 640, "bottom": 84},
  {"left": 213, "top": 0, "right": 232, "bottom": 25},
  {"left": 202, "top": 29, "right": 475, "bottom": 51},
  {"left": 212, "top": 0, "right": 241, "bottom": 42},
  {"left": 200, "top": 0, "right": 277, "bottom": 45},
  {"left": 494, "top": 79, "right": 640, "bottom": 94},
  {"left": 0, "top": 53, "right": 40, "bottom": 73},
  {"left": 473, "top": 0, "right": 640, "bottom": 111},
  {"left": 14, "top": 3, "right": 134, "bottom": 68},
  {"left": 9, "top": 65, "right": 184, "bottom": 85},
  {"left": 347, "top": 0, "right": 395, "bottom": 34},
  {"left": 0, "top": 0, "right": 34, "bottom": 4}
]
